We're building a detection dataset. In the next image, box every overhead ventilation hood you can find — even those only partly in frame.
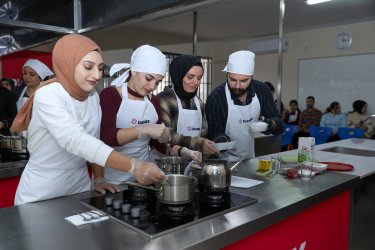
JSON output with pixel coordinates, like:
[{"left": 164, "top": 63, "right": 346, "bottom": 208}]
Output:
[{"left": 0, "top": 0, "right": 216, "bottom": 56}]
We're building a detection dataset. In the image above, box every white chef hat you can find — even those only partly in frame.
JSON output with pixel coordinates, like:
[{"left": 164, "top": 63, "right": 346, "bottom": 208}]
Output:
[
  {"left": 222, "top": 50, "right": 255, "bottom": 76},
  {"left": 23, "top": 59, "right": 54, "bottom": 81},
  {"left": 110, "top": 45, "right": 167, "bottom": 87}
]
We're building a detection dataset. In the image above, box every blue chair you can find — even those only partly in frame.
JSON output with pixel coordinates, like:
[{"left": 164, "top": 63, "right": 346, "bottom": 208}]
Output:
[
  {"left": 337, "top": 127, "right": 364, "bottom": 140},
  {"left": 308, "top": 125, "right": 333, "bottom": 145},
  {"left": 281, "top": 124, "right": 298, "bottom": 150}
]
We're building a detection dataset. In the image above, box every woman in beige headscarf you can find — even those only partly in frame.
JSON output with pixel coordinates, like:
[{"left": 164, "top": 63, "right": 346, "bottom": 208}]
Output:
[{"left": 11, "top": 34, "right": 165, "bottom": 205}]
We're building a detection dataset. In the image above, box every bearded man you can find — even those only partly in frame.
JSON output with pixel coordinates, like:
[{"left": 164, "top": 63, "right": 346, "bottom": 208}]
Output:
[{"left": 205, "top": 50, "right": 283, "bottom": 162}]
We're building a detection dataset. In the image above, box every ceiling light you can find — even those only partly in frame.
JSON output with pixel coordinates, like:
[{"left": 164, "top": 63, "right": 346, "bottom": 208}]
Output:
[{"left": 306, "top": 0, "right": 332, "bottom": 5}]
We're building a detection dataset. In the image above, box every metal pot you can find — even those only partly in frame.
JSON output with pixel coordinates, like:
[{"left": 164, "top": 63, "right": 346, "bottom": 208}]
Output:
[
  {"left": 198, "top": 159, "right": 241, "bottom": 192},
  {"left": 0, "top": 136, "right": 29, "bottom": 161},
  {"left": 10, "top": 136, "right": 29, "bottom": 160},
  {"left": 0, "top": 136, "right": 12, "bottom": 161},
  {"left": 125, "top": 174, "right": 197, "bottom": 205},
  {"left": 155, "top": 156, "right": 189, "bottom": 175}
]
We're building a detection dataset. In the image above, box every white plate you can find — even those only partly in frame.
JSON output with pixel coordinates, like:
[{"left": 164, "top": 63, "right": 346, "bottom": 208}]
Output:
[
  {"left": 312, "top": 162, "right": 328, "bottom": 173},
  {"left": 214, "top": 141, "right": 236, "bottom": 151},
  {"left": 249, "top": 121, "right": 268, "bottom": 133}
]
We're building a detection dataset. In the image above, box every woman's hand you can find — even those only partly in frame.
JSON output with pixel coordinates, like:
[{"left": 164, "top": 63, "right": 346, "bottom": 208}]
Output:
[
  {"left": 181, "top": 147, "right": 203, "bottom": 164},
  {"left": 131, "top": 158, "right": 166, "bottom": 186},
  {"left": 94, "top": 177, "right": 121, "bottom": 194},
  {"left": 136, "top": 124, "right": 170, "bottom": 143},
  {"left": 202, "top": 139, "right": 218, "bottom": 155}
]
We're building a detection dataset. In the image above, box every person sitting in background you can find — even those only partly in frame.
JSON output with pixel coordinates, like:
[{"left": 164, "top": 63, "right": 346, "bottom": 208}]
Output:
[
  {"left": 11, "top": 35, "right": 165, "bottom": 205},
  {"left": 97, "top": 46, "right": 202, "bottom": 187},
  {"left": 13, "top": 59, "right": 54, "bottom": 111},
  {"left": 292, "top": 96, "right": 322, "bottom": 148},
  {"left": 0, "top": 87, "right": 17, "bottom": 136},
  {"left": 264, "top": 81, "right": 285, "bottom": 116},
  {"left": 347, "top": 100, "right": 375, "bottom": 139},
  {"left": 283, "top": 99, "right": 300, "bottom": 125},
  {"left": 157, "top": 55, "right": 217, "bottom": 158},
  {"left": 320, "top": 101, "right": 346, "bottom": 141},
  {"left": 1, "top": 78, "right": 15, "bottom": 91}
]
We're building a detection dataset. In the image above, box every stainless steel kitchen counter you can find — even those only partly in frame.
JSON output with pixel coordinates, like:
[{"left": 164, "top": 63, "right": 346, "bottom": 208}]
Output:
[
  {"left": 0, "top": 160, "right": 358, "bottom": 250},
  {"left": 0, "top": 160, "right": 26, "bottom": 179}
]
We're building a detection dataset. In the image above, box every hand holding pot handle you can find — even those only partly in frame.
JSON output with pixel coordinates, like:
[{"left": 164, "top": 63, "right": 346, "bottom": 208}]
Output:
[{"left": 130, "top": 158, "right": 166, "bottom": 186}]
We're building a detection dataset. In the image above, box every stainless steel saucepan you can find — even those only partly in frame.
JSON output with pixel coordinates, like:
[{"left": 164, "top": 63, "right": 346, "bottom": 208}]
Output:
[{"left": 125, "top": 174, "right": 197, "bottom": 205}]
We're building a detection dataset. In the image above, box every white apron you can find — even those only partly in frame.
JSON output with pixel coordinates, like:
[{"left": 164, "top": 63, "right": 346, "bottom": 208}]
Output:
[
  {"left": 15, "top": 87, "right": 99, "bottom": 205},
  {"left": 105, "top": 84, "right": 158, "bottom": 184},
  {"left": 16, "top": 86, "right": 28, "bottom": 111},
  {"left": 175, "top": 90, "right": 202, "bottom": 137},
  {"left": 224, "top": 83, "right": 260, "bottom": 162}
]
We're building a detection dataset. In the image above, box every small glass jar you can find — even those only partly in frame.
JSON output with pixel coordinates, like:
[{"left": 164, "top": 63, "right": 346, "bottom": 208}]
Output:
[{"left": 287, "top": 168, "right": 298, "bottom": 179}]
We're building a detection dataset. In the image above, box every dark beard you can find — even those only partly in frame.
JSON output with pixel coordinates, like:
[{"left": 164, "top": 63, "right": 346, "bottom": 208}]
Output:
[{"left": 230, "top": 87, "right": 249, "bottom": 98}]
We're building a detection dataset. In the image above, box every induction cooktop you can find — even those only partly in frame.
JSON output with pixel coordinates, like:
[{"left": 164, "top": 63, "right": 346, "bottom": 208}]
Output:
[{"left": 81, "top": 188, "right": 257, "bottom": 239}]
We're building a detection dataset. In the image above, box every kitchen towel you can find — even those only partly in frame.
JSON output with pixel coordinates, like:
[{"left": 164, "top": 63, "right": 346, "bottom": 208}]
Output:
[
  {"left": 230, "top": 176, "right": 263, "bottom": 188},
  {"left": 65, "top": 210, "right": 109, "bottom": 226}
]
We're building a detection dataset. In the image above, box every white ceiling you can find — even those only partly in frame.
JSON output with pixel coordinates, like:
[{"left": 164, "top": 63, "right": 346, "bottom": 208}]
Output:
[{"left": 86, "top": 0, "right": 375, "bottom": 50}]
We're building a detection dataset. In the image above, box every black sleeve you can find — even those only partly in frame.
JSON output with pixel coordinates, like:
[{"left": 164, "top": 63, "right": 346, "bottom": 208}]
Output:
[
  {"left": 253, "top": 81, "right": 284, "bottom": 135},
  {"left": 205, "top": 84, "right": 229, "bottom": 141}
]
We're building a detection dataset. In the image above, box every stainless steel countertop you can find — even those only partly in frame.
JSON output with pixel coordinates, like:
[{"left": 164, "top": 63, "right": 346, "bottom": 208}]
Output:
[
  {"left": 0, "top": 160, "right": 358, "bottom": 250},
  {"left": 267, "top": 138, "right": 375, "bottom": 178},
  {"left": 0, "top": 160, "right": 26, "bottom": 179}
]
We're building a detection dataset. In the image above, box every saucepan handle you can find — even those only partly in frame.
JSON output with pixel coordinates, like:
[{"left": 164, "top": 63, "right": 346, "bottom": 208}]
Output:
[{"left": 122, "top": 181, "right": 160, "bottom": 192}]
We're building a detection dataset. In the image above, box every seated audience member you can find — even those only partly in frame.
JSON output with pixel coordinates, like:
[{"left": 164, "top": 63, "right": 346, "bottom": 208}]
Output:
[
  {"left": 283, "top": 99, "right": 300, "bottom": 125},
  {"left": 320, "top": 101, "right": 346, "bottom": 141},
  {"left": 292, "top": 96, "right": 322, "bottom": 148},
  {"left": 347, "top": 100, "right": 375, "bottom": 139}
]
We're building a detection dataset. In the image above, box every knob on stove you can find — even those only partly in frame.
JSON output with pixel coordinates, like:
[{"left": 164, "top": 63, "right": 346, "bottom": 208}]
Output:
[
  {"left": 131, "top": 207, "right": 140, "bottom": 218},
  {"left": 105, "top": 196, "right": 114, "bottom": 206},
  {"left": 122, "top": 203, "right": 131, "bottom": 214},
  {"left": 113, "top": 199, "right": 123, "bottom": 210}
]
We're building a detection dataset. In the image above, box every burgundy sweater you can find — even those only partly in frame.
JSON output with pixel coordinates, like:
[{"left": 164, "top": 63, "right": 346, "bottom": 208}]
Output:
[{"left": 99, "top": 87, "right": 165, "bottom": 153}]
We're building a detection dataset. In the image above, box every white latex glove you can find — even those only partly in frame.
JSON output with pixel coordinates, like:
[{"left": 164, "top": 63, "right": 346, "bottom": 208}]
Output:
[
  {"left": 181, "top": 147, "right": 203, "bottom": 164},
  {"left": 94, "top": 177, "right": 121, "bottom": 194},
  {"left": 130, "top": 158, "right": 166, "bottom": 186},
  {"left": 136, "top": 124, "right": 170, "bottom": 143}
]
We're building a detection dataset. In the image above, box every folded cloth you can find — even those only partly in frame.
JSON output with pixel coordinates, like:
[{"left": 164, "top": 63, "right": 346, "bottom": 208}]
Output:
[
  {"left": 65, "top": 210, "right": 109, "bottom": 226},
  {"left": 230, "top": 176, "right": 263, "bottom": 188}
]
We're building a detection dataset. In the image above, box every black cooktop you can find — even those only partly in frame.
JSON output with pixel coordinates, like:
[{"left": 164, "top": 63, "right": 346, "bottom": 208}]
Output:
[{"left": 81, "top": 188, "right": 257, "bottom": 239}]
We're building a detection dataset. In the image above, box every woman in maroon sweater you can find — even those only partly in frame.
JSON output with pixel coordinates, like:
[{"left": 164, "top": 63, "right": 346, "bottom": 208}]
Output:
[{"left": 94, "top": 45, "right": 202, "bottom": 189}]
